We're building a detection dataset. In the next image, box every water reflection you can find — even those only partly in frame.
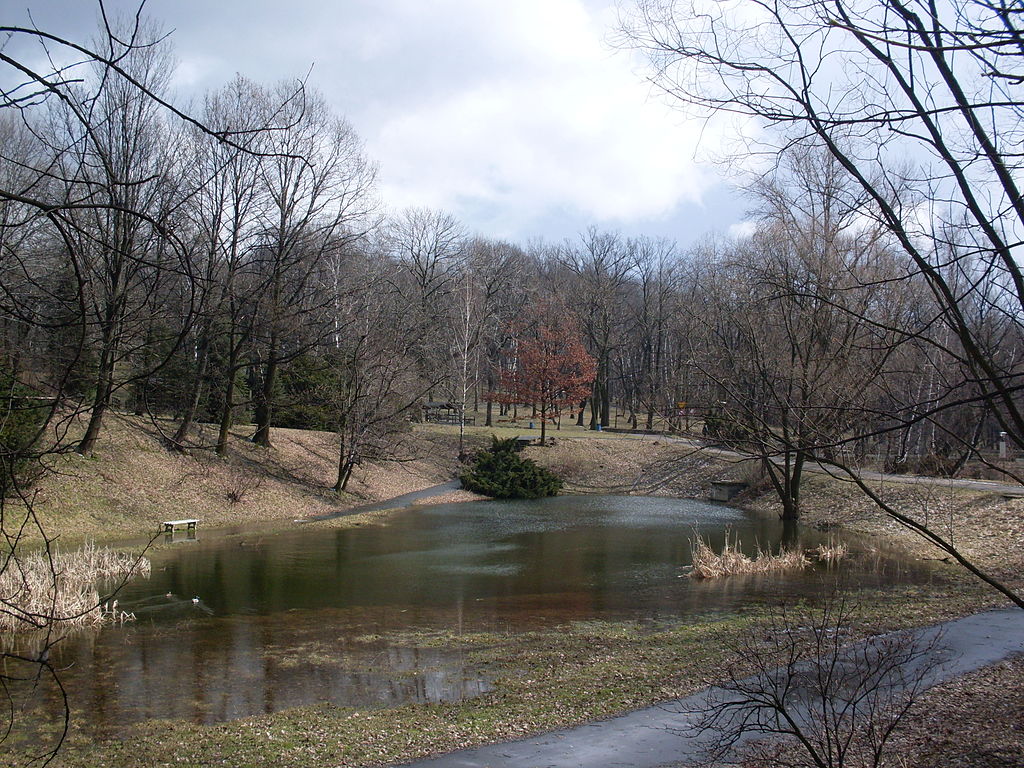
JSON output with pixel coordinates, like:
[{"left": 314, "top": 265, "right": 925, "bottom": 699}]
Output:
[
  {"left": 8, "top": 495, "right": 934, "bottom": 737},
  {"left": 35, "top": 613, "right": 490, "bottom": 734}
]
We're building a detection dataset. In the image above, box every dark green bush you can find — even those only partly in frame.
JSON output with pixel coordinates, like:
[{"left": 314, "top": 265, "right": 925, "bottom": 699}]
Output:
[
  {"left": 274, "top": 352, "right": 343, "bottom": 431},
  {"left": 460, "top": 436, "right": 563, "bottom": 499},
  {"left": 0, "top": 366, "right": 48, "bottom": 494}
]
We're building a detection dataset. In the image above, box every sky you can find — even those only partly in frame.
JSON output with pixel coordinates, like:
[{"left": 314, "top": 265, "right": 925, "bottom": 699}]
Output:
[{"left": 2, "top": 0, "right": 751, "bottom": 247}]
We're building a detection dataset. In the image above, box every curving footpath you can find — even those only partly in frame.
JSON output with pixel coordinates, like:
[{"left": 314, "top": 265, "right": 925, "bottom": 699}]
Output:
[
  {"left": 304, "top": 479, "right": 462, "bottom": 522},
  {"left": 395, "top": 606, "right": 1024, "bottom": 768}
]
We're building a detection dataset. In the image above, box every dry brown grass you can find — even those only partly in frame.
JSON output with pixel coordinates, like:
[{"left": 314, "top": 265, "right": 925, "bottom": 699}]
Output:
[
  {"left": 738, "top": 655, "right": 1024, "bottom": 768},
  {"left": 688, "top": 532, "right": 811, "bottom": 579},
  {"left": 815, "top": 540, "right": 849, "bottom": 563},
  {"left": 16, "top": 415, "right": 469, "bottom": 544},
  {"left": 0, "top": 542, "right": 150, "bottom": 633},
  {"left": 525, "top": 435, "right": 736, "bottom": 496},
  {"left": 889, "top": 655, "right": 1024, "bottom": 767}
]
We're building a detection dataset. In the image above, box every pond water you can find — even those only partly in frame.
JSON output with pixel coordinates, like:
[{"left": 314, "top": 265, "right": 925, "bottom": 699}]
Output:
[{"left": 10, "top": 495, "right": 935, "bottom": 737}]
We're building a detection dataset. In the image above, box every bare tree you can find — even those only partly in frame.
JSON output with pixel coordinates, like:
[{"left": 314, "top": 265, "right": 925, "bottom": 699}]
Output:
[
  {"left": 622, "top": 2, "right": 1024, "bottom": 603},
  {"left": 329, "top": 245, "right": 438, "bottom": 492},
  {"left": 697, "top": 596, "right": 943, "bottom": 768},
  {"left": 387, "top": 206, "right": 466, "bottom": 375},
  {"left": 446, "top": 238, "right": 527, "bottom": 454},
  {"left": 0, "top": 3, "right": 266, "bottom": 759},
  {"left": 621, "top": 0, "right": 1024, "bottom": 469},
  {"left": 559, "top": 227, "right": 632, "bottom": 429},
  {"left": 624, "top": 236, "right": 680, "bottom": 431},
  {"left": 169, "top": 75, "right": 271, "bottom": 451},
  {"left": 249, "top": 82, "right": 378, "bottom": 448},
  {"left": 687, "top": 148, "right": 904, "bottom": 520},
  {"left": 38, "top": 18, "right": 191, "bottom": 455}
]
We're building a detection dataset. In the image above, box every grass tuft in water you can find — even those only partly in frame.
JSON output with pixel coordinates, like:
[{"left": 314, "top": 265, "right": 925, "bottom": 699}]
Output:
[
  {"left": 815, "top": 539, "right": 849, "bottom": 564},
  {"left": 0, "top": 542, "right": 150, "bottom": 632},
  {"left": 688, "top": 531, "right": 810, "bottom": 579}
]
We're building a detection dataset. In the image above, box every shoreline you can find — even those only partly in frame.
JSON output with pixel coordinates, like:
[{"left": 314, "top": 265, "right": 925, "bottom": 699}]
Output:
[{"left": 5, "top": 421, "right": 1023, "bottom": 767}]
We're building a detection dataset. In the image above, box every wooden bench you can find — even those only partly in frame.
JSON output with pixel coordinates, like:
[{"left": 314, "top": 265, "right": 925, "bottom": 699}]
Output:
[{"left": 162, "top": 519, "right": 198, "bottom": 533}]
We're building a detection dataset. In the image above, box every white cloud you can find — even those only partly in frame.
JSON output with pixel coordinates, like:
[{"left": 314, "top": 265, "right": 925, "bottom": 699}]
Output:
[
  {"left": 357, "top": 0, "right": 716, "bottom": 234},
  {"left": 11, "top": 0, "right": 743, "bottom": 242},
  {"left": 728, "top": 219, "right": 758, "bottom": 240}
]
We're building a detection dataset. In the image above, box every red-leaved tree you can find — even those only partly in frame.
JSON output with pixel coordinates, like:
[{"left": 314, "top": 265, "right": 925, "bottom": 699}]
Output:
[{"left": 492, "top": 302, "right": 596, "bottom": 445}]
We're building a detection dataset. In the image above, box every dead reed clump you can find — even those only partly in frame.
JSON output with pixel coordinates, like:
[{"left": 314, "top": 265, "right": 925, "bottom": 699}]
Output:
[
  {"left": 688, "top": 532, "right": 811, "bottom": 579},
  {"left": 0, "top": 543, "right": 150, "bottom": 633},
  {"left": 815, "top": 540, "right": 849, "bottom": 564}
]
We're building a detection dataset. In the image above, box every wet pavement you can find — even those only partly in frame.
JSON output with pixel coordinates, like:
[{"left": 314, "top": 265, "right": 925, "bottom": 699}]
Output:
[{"left": 397, "top": 606, "right": 1024, "bottom": 768}]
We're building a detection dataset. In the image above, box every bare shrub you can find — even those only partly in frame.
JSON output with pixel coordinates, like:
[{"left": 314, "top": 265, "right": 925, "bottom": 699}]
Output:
[
  {"left": 0, "top": 543, "right": 150, "bottom": 633},
  {"left": 696, "top": 597, "right": 943, "bottom": 768},
  {"left": 225, "top": 470, "right": 263, "bottom": 504}
]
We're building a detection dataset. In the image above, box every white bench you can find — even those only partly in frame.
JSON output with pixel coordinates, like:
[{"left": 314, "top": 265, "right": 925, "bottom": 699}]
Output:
[{"left": 162, "top": 519, "right": 198, "bottom": 533}]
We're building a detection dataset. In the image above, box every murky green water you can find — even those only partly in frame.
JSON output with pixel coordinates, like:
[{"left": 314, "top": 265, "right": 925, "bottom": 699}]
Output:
[{"left": 10, "top": 495, "right": 934, "bottom": 736}]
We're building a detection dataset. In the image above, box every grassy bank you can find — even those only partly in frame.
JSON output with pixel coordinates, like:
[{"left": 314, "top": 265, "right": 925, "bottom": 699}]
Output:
[{"left": 14, "top": 415, "right": 475, "bottom": 545}]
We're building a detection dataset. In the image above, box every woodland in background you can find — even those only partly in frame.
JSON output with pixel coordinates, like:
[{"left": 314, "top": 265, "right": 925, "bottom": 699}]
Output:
[
  {"left": 3, "top": 1, "right": 1024, "bottom": 760},
  {"left": 2, "top": 4, "right": 1022, "bottom": 573}
]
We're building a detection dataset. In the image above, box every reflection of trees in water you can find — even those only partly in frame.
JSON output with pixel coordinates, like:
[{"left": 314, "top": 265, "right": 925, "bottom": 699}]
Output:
[
  {"left": 6, "top": 497, "right": 931, "bottom": 737},
  {"left": 11, "top": 616, "right": 492, "bottom": 739}
]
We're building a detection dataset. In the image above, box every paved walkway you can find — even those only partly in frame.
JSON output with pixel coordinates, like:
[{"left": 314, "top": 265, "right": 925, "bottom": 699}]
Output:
[
  {"left": 652, "top": 435, "right": 1024, "bottom": 497},
  {"left": 303, "top": 479, "right": 462, "bottom": 522},
  {"left": 397, "top": 607, "right": 1024, "bottom": 768}
]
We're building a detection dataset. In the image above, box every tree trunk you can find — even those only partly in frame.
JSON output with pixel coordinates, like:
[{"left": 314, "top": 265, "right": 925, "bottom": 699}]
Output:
[
  {"left": 78, "top": 397, "right": 107, "bottom": 456},
  {"left": 171, "top": 332, "right": 211, "bottom": 450},
  {"left": 334, "top": 458, "right": 355, "bottom": 493},
  {"left": 133, "top": 379, "right": 146, "bottom": 416},
  {"left": 252, "top": 355, "right": 277, "bottom": 448},
  {"left": 77, "top": 334, "right": 117, "bottom": 455},
  {"left": 540, "top": 396, "right": 547, "bottom": 446},
  {"left": 458, "top": 400, "right": 466, "bottom": 458},
  {"left": 334, "top": 438, "right": 354, "bottom": 493},
  {"left": 216, "top": 343, "right": 239, "bottom": 456},
  {"left": 764, "top": 452, "right": 804, "bottom": 522}
]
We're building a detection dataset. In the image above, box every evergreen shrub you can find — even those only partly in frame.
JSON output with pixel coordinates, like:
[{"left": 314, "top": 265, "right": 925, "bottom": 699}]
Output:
[
  {"left": 0, "top": 366, "right": 47, "bottom": 493},
  {"left": 460, "top": 436, "right": 563, "bottom": 499}
]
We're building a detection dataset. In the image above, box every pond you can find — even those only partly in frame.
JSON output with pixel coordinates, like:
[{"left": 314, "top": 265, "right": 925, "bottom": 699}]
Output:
[{"left": 10, "top": 494, "right": 935, "bottom": 737}]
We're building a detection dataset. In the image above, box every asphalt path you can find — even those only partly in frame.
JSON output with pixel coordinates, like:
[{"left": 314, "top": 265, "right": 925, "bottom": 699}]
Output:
[
  {"left": 615, "top": 432, "right": 1024, "bottom": 498},
  {"left": 396, "top": 607, "right": 1024, "bottom": 768},
  {"left": 302, "top": 479, "right": 462, "bottom": 522}
]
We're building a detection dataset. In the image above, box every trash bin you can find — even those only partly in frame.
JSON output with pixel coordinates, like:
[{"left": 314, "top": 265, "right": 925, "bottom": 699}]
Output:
[{"left": 596, "top": 424, "right": 602, "bottom": 432}]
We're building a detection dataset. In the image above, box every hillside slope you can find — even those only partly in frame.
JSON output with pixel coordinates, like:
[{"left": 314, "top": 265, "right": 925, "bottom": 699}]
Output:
[{"left": 20, "top": 416, "right": 464, "bottom": 542}]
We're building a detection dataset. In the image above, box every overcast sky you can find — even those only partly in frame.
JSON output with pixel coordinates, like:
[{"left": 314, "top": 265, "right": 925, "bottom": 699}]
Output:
[{"left": 4, "top": 0, "right": 749, "bottom": 246}]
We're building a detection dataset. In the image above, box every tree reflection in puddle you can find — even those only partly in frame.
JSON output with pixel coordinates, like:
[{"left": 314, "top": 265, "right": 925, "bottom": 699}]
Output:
[{"left": 4, "top": 495, "right": 936, "bottom": 739}]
